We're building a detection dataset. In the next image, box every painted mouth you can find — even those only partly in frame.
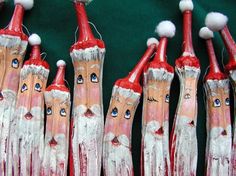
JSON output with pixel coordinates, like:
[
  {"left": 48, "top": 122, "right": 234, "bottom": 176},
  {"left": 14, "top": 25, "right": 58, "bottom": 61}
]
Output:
[
  {"left": 24, "top": 112, "right": 33, "bottom": 120},
  {"left": 188, "top": 120, "right": 195, "bottom": 127},
  {"left": 155, "top": 127, "right": 164, "bottom": 135},
  {"left": 84, "top": 109, "right": 94, "bottom": 117},
  {"left": 111, "top": 136, "right": 120, "bottom": 146},
  {"left": 0, "top": 92, "right": 3, "bottom": 101},
  {"left": 49, "top": 137, "right": 58, "bottom": 147},
  {"left": 221, "top": 130, "right": 227, "bottom": 136}
]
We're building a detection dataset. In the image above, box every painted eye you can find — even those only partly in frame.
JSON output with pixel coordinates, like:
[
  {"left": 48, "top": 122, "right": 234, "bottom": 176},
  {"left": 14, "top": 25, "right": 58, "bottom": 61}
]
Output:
[
  {"left": 165, "top": 94, "right": 170, "bottom": 103},
  {"left": 11, "top": 58, "right": 19, "bottom": 68},
  {"left": 124, "top": 110, "right": 131, "bottom": 119},
  {"left": 184, "top": 93, "right": 191, "bottom": 99},
  {"left": 21, "top": 83, "right": 28, "bottom": 93},
  {"left": 60, "top": 108, "right": 66, "bottom": 117},
  {"left": 111, "top": 107, "right": 118, "bottom": 117},
  {"left": 225, "top": 98, "right": 230, "bottom": 106},
  {"left": 213, "top": 99, "right": 221, "bottom": 107},
  {"left": 90, "top": 73, "right": 98, "bottom": 83},
  {"left": 77, "top": 75, "right": 83, "bottom": 84},
  {"left": 34, "top": 83, "right": 41, "bottom": 92},
  {"left": 46, "top": 107, "right": 52, "bottom": 115}
]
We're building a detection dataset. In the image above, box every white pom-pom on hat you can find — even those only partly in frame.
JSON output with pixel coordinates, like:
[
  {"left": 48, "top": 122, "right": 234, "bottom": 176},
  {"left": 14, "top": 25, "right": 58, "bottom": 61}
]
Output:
[
  {"left": 199, "top": 27, "right": 214, "bottom": 39},
  {"left": 146, "top": 38, "right": 159, "bottom": 47},
  {"left": 57, "top": 60, "right": 66, "bottom": 67},
  {"left": 205, "top": 12, "right": 228, "bottom": 31},
  {"left": 155, "top": 20, "right": 176, "bottom": 38},
  {"left": 179, "top": 0, "right": 194, "bottom": 12},
  {"left": 29, "top": 33, "right": 41, "bottom": 46},
  {"left": 14, "top": 0, "right": 34, "bottom": 10}
]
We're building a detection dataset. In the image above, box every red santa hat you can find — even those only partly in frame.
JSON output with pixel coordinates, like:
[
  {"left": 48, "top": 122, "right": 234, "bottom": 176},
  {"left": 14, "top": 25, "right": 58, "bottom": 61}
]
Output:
[
  {"left": 205, "top": 12, "right": 236, "bottom": 72},
  {"left": 0, "top": 0, "right": 34, "bottom": 40},
  {"left": 199, "top": 27, "right": 226, "bottom": 80}
]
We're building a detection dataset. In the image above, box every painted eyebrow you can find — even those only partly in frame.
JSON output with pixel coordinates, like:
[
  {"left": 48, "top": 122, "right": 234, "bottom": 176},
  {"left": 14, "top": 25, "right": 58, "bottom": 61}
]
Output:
[
  {"left": 77, "top": 66, "right": 85, "bottom": 71},
  {"left": 126, "top": 101, "right": 134, "bottom": 106},
  {"left": 90, "top": 64, "right": 100, "bottom": 69}
]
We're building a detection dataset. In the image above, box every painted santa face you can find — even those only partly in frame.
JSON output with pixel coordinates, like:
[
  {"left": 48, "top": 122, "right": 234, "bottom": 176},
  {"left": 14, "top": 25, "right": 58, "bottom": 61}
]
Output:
[
  {"left": 0, "top": 44, "right": 25, "bottom": 93},
  {"left": 73, "top": 59, "right": 102, "bottom": 118},
  {"left": 206, "top": 82, "right": 231, "bottom": 131},
  {"left": 16, "top": 73, "right": 46, "bottom": 120},
  {"left": 143, "top": 79, "right": 171, "bottom": 128},
  {"left": 45, "top": 95, "right": 70, "bottom": 147},
  {"left": 104, "top": 87, "right": 140, "bottom": 145}
]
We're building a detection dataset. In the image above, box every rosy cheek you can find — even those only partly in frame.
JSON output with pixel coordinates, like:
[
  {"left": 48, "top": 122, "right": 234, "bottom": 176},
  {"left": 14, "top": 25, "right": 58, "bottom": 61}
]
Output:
[
  {"left": 89, "top": 84, "right": 100, "bottom": 103},
  {"left": 5, "top": 71, "right": 19, "bottom": 92},
  {"left": 57, "top": 121, "right": 68, "bottom": 135},
  {"left": 17, "top": 94, "right": 29, "bottom": 107},
  {"left": 225, "top": 109, "right": 231, "bottom": 125},
  {"left": 46, "top": 117, "right": 53, "bottom": 132},
  {"left": 105, "top": 115, "right": 115, "bottom": 134},
  {"left": 146, "top": 103, "right": 157, "bottom": 122},
  {"left": 210, "top": 111, "right": 219, "bottom": 128},
  {"left": 75, "top": 85, "right": 86, "bottom": 100},
  {"left": 120, "top": 119, "right": 132, "bottom": 138},
  {"left": 31, "top": 93, "right": 43, "bottom": 107}
]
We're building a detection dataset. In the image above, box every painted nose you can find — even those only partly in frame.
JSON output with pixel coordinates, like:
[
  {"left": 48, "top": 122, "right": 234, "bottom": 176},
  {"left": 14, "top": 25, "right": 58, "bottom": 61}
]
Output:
[
  {"left": 84, "top": 109, "right": 94, "bottom": 117},
  {"left": 111, "top": 136, "right": 120, "bottom": 146},
  {"left": 0, "top": 91, "right": 3, "bottom": 101},
  {"left": 155, "top": 127, "right": 164, "bottom": 135},
  {"left": 49, "top": 137, "right": 58, "bottom": 147},
  {"left": 24, "top": 112, "right": 33, "bottom": 120},
  {"left": 221, "top": 130, "right": 227, "bottom": 136}
]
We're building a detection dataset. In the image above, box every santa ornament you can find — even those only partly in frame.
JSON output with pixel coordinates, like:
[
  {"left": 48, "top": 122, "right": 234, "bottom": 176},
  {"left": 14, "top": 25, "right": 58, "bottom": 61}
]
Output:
[
  {"left": 141, "top": 20, "right": 175, "bottom": 176},
  {"left": 69, "top": 0, "right": 106, "bottom": 175},
  {"left": 199, "top": 27, "right": 232, "bottom": 176},
  {"left": 170, "top": 0, "right": 200, "bottom": 175},
  {"left": 8, "top": 34, "right": 49, "bottom": 176},
  {"left": 205, "top": 11, "right": 236, "bottom": 175},
  {"left": 41, "top": 60, "right": 71, "bottom": 176},
  {"left": 0, "top": 0, "right": 33, "bottom": 175},
  {"left": 103, "top": 37, "right": 158, "bottom": 176}
]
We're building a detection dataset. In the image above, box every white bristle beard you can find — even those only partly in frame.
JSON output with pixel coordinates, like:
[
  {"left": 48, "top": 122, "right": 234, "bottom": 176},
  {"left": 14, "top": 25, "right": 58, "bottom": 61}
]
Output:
[
  {"left": 42, "top": 133, "right": 68, "bottom": 176},
  {"left": 71, "top": 46, "right": 105, "bottom": 62},
  {"left": 171, "top": 116, "right": 198, "bottom": 175},
  {"left": 112, "top": 86, "right": 141, "bottom": 100},
  {"left": 21, "top": 65, "right": 49, "bottom": 80},
  {"left": 71, "top": 104, "right": 103, "bottom": 176},
  {"left": 0, "top": 35, "right": 28, "bottom": 55},
  {"left": 44, "top": 90, "right": 70, "bottom": 103},
  {"left": 205, "top": 126, "right": 231, "bottom": 175},
  {"left": 204, "top": 79, "right": 229, "bottom": 96},
  {"left": 144, "top": 67, "right": 174, "bottom": 84},
  {"left": 103, "top": 132, "right": 132, "bottom": 176},
  {"left": 205, "top": 12, "right": 228, "bottom": 32},
  {"left": 142, "top": 120, "right": 170, "bottom": 175}
]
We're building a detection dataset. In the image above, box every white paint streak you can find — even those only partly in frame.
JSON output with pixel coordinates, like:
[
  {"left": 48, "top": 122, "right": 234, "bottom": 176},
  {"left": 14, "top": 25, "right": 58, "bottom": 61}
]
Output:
[
  {"left": 142, "top": 121, "right": 170, "bottom": 176},
  {"left": 72, "top": 105, "right": 103, "bottom": 176}
]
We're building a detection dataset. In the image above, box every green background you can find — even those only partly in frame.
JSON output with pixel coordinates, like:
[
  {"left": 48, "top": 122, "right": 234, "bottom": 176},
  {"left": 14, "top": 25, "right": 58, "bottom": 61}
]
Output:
[{"left": 1, "top": 0, "right": 236, "bottom": 175}]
